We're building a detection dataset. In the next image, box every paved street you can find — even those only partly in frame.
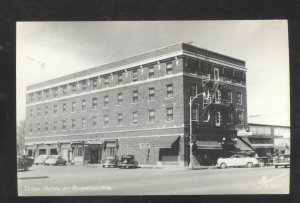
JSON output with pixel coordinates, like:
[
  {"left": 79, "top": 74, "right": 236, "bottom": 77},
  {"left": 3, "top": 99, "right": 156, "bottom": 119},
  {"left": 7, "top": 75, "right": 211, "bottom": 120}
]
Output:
[{"left": 18, "top": 164, "right": 289, "bottom": 196}]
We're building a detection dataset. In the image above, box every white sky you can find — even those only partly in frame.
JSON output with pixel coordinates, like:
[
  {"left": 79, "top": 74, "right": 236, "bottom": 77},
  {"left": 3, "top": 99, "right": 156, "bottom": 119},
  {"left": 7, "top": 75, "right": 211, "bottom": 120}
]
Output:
[{"left": 16, "top": 20, "right": 290, "bottom": 126}]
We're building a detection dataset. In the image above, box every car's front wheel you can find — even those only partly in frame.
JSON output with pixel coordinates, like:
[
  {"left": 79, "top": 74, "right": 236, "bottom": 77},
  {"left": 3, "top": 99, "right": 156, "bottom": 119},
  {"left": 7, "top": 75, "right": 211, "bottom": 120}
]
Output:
[
  {"left": 220, "top": 163, "right": 227, "bottom": 169},
  {"left": 259, "top": 160, "right": 265, "bottom": 167},
  {"left": 246, "top": 162, "right": 253, "bottom": 168}
]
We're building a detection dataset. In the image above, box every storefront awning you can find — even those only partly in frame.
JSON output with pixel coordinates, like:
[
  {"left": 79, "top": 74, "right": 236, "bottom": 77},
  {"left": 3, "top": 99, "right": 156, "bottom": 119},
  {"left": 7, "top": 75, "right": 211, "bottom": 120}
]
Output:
[
  {"left": 153, "top": 135, "right": 179, "bottom": 148},
  {"left": 106, "top": 142, "right": 117, "bottom": 147},
  {"left": 86, "top": 140, "right": 103, "bottom": 145},
  {"left": 195, "top": 141, "right": 222, "bottom": 149},
  {"left": 235, "top": 138, "right": 255, "bottom": 152},
  {"left": 251, "top": 144, "right": 274, "bottom": 149}
]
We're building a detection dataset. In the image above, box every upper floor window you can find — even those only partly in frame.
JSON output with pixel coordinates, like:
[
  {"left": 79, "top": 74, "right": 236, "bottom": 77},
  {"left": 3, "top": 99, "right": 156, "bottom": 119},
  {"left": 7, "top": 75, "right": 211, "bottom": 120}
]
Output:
[
  {"left": 149, "top": 87, "right": 155, "bottom": 101},
  {"left": 92, "top": 116, "right": 97, "bottom": 127},
  {"left": 192, "top": 107, "right": 197, "bottom": 120},
  {"left": 45, "top": 90, "right": 50, "bottom": 99},
  {"left": 71, "top": 102, "right": 76, "bottom": 112},
  {"left": 53, "top": 88, "right": 58, "bottom": 98},
  {"left": 37, "top": 108, "right": 41, "bottom": 117},
  {"left": 228, "top": 112, "right": 233, "bottom": 123},
  {"left": 104, "top": 76, "right": 109, "bottom": 87},
  {"left": 62, "top": 120, "right": 66, "bottom": 130},
  {"left": 238, "top": 112, "right": 243, "bottom": 124},
  {"left": 227, "top": 91, "right": 232, "bottom": 103},
  {"left": 92, "top": 79, "right": 98, "bottom": 89},
  {"left": 62, "top": 86, "right": 67, "bottom": 96},
  {"left": 37, "top": 123, "right": 40, "bottom": 132},
  {"left": 37, "top": 92, "right": 42, "bottom": 101},
  {"left": 82, "top": 100, "right": 86, "bottom": 110},
  {"left": 71, "top": 84, "right": 77, "bottom": 93},
  {"left": 133, "top": 111, "right": 138, "bottom": 124},
  {"left": 166, "top": 62, "right": 173, "bottom": 75},
  {"left": 92, "top": 98, "right": 97, "bottom": 109},
  {"left": 81, "top": 118, "right": 86, "bottom": 129},
  {"left": 133, "top": 69, "right": 138, "bottom": 82},
  {"left": 82, "top": 82, "right": 87, "bottom": 92},
  {"left": 167, "top": 84, "right": 173, "bottom": 98},
  {"left": 118, "top": 113, "right": 123, "bottom": 125},
  {"left": 29, "top": 125, "right": 33, "bottom": 133},
  {"left": 30, "top": 109, "right": 33, "bottom": 119},
  {"left": 62, "top": 103, "right": 67, "bottom": 113},
  {"left": 53, "top": 121, "right": 57, "bottom": 131},
  {"left": 237, "top": 92, "right": 242, "bottom": 104},
  {"left": 30, "top": 94, "right": 34, "bottom": 103},
  {"left": 104, "top": 96, "right": 109, "bottom": 107},
  {"left": 45, "top": 122, "right": 48, "bottom": 132},
  {"left": 149, "top": 109, "right": 155, "bottom": 122},
  {"left": 104, "top": 115, "right": 109, "bottom": 127},
  {"left": 118, "top": 73, "right": 123, "bottom": 84},
  {"left": 133, "top": 90, "right": 138, "bottom": 103},
  {"left": 149, "top": 66, "right": 154, "bottom": 78},
  {"left": 166, "top": 107, "right": 173, "bottom": 121},
  {"left": 45, "top": 106, "right": 48, "bottom": 116},
  {"left": 216, "top": 112, "right": 221, "bottom": 126},
  {"left": 191, "top": 84, "right": 196, "bottom": 96},
  {"left": 53, "top": 105, "right": 57, "bottom": 115},
  {"left": 203, "top": 109, "right": 210, "bottom": 122},
  {"left": 71, "top": 119, "right": 76, "bottom": 129},
  {"left": 117, "top": 93, "right": 123, "bottom": 105}
]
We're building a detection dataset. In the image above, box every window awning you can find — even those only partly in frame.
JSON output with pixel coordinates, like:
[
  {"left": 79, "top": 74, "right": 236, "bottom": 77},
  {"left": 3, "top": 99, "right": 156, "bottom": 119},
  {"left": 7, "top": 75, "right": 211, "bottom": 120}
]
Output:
[
  {"left": 195, "top": 141, "right": 222, "bottom": 149},
  {"left": 153, "top": 135, "right": 179, "bottom": 148},
  {"left": 235, "top": 138, "right": 255, "bottom": 152}
]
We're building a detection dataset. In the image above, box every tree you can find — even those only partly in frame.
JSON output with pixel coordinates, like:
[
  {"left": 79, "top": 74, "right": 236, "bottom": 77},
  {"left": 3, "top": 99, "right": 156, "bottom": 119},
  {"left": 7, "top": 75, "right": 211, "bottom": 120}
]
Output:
[{"left": 17, "top": 120, "right": 26, "bottom": 155}]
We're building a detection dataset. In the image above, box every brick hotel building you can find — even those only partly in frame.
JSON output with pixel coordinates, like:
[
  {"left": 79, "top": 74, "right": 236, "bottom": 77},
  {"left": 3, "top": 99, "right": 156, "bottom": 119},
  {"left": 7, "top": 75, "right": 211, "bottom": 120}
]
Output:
[{"left": 24, "top": 43, "right": 254, "bottom": 167}]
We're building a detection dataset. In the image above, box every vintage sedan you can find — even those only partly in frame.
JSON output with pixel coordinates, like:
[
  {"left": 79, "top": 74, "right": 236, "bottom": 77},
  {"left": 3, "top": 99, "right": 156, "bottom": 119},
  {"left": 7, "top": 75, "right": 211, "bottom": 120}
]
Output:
[
  {"left": 217, "top": 154, "right": 259, "bottom": 169},
  {"left": 44, "top": 155, "right": 67, "bottom": 166},
  {"left": 274, "top": 154, "right": 290, "bottom": 168},
  {"left": 118, "top": 155, "right": 138, "bottom": 169},
  {"left": 102, "top": 156, "right": 119, "bottom": 168},
  {"left": 34, "top": 155, "right": 49, "bottom": 165},
  {"left": 17, "top": 156, "right": 32, "bottom": 171}
]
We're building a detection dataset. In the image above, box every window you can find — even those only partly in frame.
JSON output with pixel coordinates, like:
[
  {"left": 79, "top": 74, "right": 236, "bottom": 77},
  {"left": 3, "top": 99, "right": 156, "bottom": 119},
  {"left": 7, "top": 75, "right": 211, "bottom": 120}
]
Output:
[
  {"left": 104, "top": 76, "right": 109, "bottom": 87},
  {"left": 117, "top": 93, "right": 123, "bottom": 105},
  {"left": 149, "top": 87, "right": 155, "bottom": 100},
  {"left": 238, "top": 112, "right": 243, "bottom": 124},
  {"left": 214, "top": 68, "right": 219, "bottom": 80},
  {"left": 237, "top": 92, "right": 242, "bottom": 104},
  {"left": 149, "top": 109, "right": 155, "bottom": 122},
  {"left": 192, "top": 107, "right": 197, "bottom": 120},
  {"left": 45, "top": 106, "right": 48, "bottom": 116},
  {"left": 216, "top": 112, "right": 221, "bottom": 126},
  {"left": 149, "top": 66, "right": 154, "bottom": 78},
  {"left": 62, "top": 103, "right": 67, "bottom": 113},
  {"left": 133, "top": 69, "right": 138, "bottom": 81},
  {"left": 82, "top": 100, "right": 86, "bottom": 110},
  {"left": 167, "top": 84, "right": 173, "bottom": 98},
  {"left": 74, "top": 146, "right": 83, "bottom": 157},
  {"left": 92, "top": 79, "right": 98, "bottom": 89},
  {"left": 191, "top": 84, "right": 196, "bottom": 96},
  {"left": 133, "top": 111, "right": 138, "bottom": 124},
  {"left": 36, "top": 108, "right": 40, "bottom": 118},
  {"left": 45, "top": 90, "right": 50, "bottom": 99},
  {"left": 62, "top": 86, "right": 67, "bottom": 96},
  {"left": 227, "top": 91, "right": 232, "bottom": 103},
  {"left": 81, "top": 118, "right": 86, "bottom": 129},
  {"left": 228, "top": 112, "right": 233, "bottom": 123},
  {"left": 30, "top": 109, "right": 33, "bottom": 119},
  {"left": 166, "top": 107, "right": 173, "bottom": 121},
  {"left": 37, "top": 123, "right": 40, "bottom": 132},
  {"left": 92, "top": 116, "right": 97, "bottom": 127},
  {"left": 118, "top": 73, "right": 123, "bottom": 84},
  {"left": 29, "top": 125, "right": 33, "bottom": 133},
  {"left": 53, "top": 105, "right": 57, "bottom": 115},
  {"left": 45, "top": 122, "right": 48, "bottom": 132},
  {"left": 215, "top": 90, "right": 221, "bottom": 104},
  {"left": 30, "top": 94, "right": 34, "bottom": 103},
  {"left": 132, "top": 90, "right": 138, "bottom": 103},
  {"left": 37, "top": 92, "right": 41, "bottom": 101},
  {"left": 53, "top": 121, "right": 57, "bottom": 131},
  {"left": 82, "top": 81, "right": 87, "bottom": 92},
  {"left": 62, "top": 120, "right": 66, "bottom": 130},
  {"left": 92, "top": 98, "right": 97, "bottom": 109},
  {"left": 72, "top": 102, "right": 76, "bottom": 112},
  {"left": 53, "top": 88, "right": 58, "bottom": 98},
  {"left": 104, "top": 96, "right": 109, "bottom": 107},
  {"left": 104, "top": 115, "right": 109, "bottom": 127},
  {"left": 203, "top": 110, "right": 210, "bottom": 122},
  {"left": 72, "top": 84, "right": 77, "bottom": 93},
  {"left": 71, "top": 119, "right": 76, "bottom": 129},
  {"left": 166, "top": 62, "right": 173, "bottom": 74},
  {"left": 118, "top": 113, "right": 123, "bottom": 125}
]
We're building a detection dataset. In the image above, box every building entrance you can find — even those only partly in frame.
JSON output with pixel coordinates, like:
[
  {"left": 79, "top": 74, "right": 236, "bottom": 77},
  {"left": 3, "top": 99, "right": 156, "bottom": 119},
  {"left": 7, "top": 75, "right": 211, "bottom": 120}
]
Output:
[{"left": 90, "top": 149, "right": 99, "bottom": 164}]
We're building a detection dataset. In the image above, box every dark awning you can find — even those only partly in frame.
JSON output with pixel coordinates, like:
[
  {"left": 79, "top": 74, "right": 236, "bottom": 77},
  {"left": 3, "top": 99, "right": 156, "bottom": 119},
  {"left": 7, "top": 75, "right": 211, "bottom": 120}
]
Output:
[
  {"left": 153, "top": 135, "right": 179, "bottom": 148},
  {"left": 235, "top": 138, "right": 255, "bottom": 152},
  {"left": 195, "top": 141, "right": 222, "bottom": 149}
]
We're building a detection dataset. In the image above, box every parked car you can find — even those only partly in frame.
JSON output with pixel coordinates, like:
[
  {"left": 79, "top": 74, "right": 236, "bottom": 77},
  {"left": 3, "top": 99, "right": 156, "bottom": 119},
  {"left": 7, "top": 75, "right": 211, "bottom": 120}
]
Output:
[
  {"left": 217, "top": 154, "right": 259, "bottom": 169},
  {"left": 118, "top": 155, "right": 138, "bottom": 169},
  {"left": 17, "top": 156, "right": 32, "bottom": 171},
  {"left": 34, "top": 155, "right": 49, "bottom": 165},
  {"left": 44, "top": 155, "right": 67, "bottom": 166},
  {"left": 102, "top": 156, "right": 119, "bottom": 168},
  {"left": 22, "top": 155, "right": 34, "bottom": 165},
  {"left": 274, "top": 154, "right": 290, "bottom": 168}
]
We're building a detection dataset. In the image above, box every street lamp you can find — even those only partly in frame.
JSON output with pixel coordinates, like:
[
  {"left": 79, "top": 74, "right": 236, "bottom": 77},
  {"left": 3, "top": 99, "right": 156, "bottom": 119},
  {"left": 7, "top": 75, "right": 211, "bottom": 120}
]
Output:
[{"left": 189, "top": 91, "right": 206, "bottom": 169}]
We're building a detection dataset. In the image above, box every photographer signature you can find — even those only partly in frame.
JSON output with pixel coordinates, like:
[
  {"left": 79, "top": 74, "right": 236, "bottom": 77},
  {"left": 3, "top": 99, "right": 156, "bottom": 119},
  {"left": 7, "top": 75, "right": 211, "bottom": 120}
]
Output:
[{"left": 258, "top": 172, "right": 289, "bottom": 189}]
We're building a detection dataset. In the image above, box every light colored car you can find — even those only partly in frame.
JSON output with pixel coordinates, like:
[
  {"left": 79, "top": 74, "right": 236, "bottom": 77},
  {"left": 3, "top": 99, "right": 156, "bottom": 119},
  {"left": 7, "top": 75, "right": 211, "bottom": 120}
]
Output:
[
  {"left": 217, "top": 154, "right": 259, "bottom": 169},
  {"left": 34, "top": 155, "right": 49, "bottom": 165},
  {"left": 44, "top": 155, "right": 67, "bottom": 166}
]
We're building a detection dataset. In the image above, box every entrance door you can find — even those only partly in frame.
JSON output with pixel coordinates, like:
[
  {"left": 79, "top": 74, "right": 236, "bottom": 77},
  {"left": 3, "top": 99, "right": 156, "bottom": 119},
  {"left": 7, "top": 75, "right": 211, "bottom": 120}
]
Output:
[
  {"left": 214, "top": 68, "right": 219, "bottom": 80},
  {"left": 90, "top": 149, "right": 99, "bottom": 164}
]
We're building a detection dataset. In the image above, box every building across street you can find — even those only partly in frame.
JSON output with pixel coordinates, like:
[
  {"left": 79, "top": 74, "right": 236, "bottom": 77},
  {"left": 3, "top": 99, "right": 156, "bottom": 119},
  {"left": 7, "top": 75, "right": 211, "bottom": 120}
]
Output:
[{"left": 25, "top": 42, "right": 262, "bottom": 167}]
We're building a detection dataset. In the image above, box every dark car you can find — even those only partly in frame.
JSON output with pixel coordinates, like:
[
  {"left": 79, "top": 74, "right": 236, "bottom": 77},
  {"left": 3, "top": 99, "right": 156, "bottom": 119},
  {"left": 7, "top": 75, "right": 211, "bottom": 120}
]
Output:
[
  {"left": 102, "top": 156, "right": 119, "bottom": 168},
  {"left": 118, "top": 155, "right": 138, "bottom": 169},
  {"left": 17, "top": 156, "right": 32, "bottom": 171},
  {"left": 274, "top": 154, "right": 290, "bottom": 168}
]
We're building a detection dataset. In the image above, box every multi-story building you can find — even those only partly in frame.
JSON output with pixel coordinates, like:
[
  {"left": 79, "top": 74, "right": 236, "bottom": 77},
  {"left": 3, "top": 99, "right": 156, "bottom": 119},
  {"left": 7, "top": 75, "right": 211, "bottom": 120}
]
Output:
[
  {"left": 248, "top": 123, "right": 290, "bottom": 156},
  {"left": 24, "top": 42, "right": 252, "bottom": 167}
]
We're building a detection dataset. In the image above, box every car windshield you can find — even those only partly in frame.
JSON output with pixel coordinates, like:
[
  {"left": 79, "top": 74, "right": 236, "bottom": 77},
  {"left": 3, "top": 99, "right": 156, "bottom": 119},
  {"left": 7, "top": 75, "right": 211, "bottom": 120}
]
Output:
[
  {"left": 120, "top": 156, "right": 133, "bottom": 162},
  {"left": 104, "top": 159, "right": 115, "bottom": 164}
]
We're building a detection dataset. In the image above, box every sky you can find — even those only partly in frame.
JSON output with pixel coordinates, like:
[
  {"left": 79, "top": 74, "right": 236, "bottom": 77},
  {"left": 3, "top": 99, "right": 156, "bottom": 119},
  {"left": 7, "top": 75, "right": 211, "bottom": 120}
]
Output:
[{"left": 16, "top": 20, "right": 290, "bottom": 126}]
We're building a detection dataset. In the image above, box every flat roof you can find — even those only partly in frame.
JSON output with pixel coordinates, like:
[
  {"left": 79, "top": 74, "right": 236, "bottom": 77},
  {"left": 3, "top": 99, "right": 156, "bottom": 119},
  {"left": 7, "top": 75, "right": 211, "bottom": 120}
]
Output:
[{"left": 26, "top": 42, "right": 246, "bottom": 91}]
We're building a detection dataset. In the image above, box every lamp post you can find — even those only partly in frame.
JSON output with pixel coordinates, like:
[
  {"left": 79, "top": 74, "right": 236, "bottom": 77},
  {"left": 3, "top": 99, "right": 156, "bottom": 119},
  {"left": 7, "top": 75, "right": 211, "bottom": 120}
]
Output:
[{"left": 189, "top": 92, "right": 206, "bottom": 169}]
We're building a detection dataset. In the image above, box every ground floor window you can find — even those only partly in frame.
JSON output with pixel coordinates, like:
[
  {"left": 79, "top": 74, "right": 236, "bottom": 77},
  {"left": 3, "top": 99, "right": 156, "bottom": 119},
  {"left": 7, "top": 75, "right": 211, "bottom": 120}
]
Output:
[
  {"left": 159, "top": 148, "right": 179, "bottom": 162},
  {"left": 39, "top": 149, "right": 46, "bottom": 155},
  {"left": 73, "top": 146, "right": 84, "bottom": 157},
  {"left": 27, "top": 149, "right": 33, "bottom": 157},
  {"left": 50, "top": 148, "right": 58, "bottom": 155}
]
